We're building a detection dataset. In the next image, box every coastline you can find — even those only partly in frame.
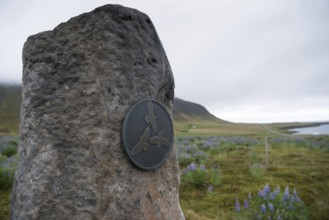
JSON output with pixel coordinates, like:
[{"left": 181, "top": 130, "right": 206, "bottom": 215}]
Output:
[{"left": 267, "top": 121, "right": 329, "bottom": 135}]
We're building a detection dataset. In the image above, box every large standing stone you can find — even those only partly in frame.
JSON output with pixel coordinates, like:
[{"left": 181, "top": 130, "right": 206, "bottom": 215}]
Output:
[{"left": 11, "top": 4, "right": 184, "bottom": 219}]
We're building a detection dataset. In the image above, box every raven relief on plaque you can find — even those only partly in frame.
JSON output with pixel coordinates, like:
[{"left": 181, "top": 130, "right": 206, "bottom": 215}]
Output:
[{"left": 122, "top": 100, "right": 174, "bottom": 170}]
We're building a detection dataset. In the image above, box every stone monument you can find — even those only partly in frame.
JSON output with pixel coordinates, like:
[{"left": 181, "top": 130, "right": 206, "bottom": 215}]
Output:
[{"left": 11, "top": 4, "right": 184, "bottom": 219}]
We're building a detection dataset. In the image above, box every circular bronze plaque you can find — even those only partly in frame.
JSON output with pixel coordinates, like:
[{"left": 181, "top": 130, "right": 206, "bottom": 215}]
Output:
[{"left": 122, "top": 99, "right": 174, "bottom": 170}]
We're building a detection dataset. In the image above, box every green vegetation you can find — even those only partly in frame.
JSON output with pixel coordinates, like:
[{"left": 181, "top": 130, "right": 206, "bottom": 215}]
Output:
[
  {"left": 0, "top": 190, "right": 11, "bottom": 219},
  {"left": 0, "top": 84, "right": 21, "bottom": 135},
  {"left": 1, "top": 142, "right": 17, "bottom": 158},
  {"left": 181, "top": 163, "right": 221, "bottom": 188},
  {"left": 0, "top": 137, "right": 18, "bottom": 219},
  {"left": 1, "top": 126, "right": 329, "bottom": 219},
  {"left": 235, "top": 184, "right": 307, "bottom": 219},
  {"left": 177, "top": 134, "right": 329, "bottom": 220}
]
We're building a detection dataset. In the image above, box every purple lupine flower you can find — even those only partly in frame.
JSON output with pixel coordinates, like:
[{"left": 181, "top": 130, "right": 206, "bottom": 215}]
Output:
[
  {"left": 258, "top": 189, "right": 262, "bottom": 197},
  {"left": 258, "top": 189, "right": 265, "bottom": 198},
  {"left": 270, "top": 192, "right": 275, "bottom": 200},
  {"left": 205, "top": 140, "right": 216, "bottom": 147},
  {"left": 261, "top": 204, "right": 266, "bottom": 213},
  {"left": 189, "top": 163, "right": 197, "bottom": 171},
  {"left": 268, "top": 203, "right": 274, "bottom": 212},
  {"left": 268, "top": 216, "right": 272, "bottom": 220},
  {"left": 183, "top": 163, "right": 199, "bottom": 174},
  {"left": 200, "top": 164, "right": 206, "bottom": 171},
  {"left": 235, "top": 198, "right": 241, "bottom": 212},
  {"left": 277, "top": 215, "right": 282, "bottom": 220},
  {"left": 244, "top": 199, "right": 249, "bottom": 208},
  {"left": 264, "top": 184, "right": 271, "bottom": 196},
  {"left": 283, "top": 186, "right": 290, "bottom": 201},
  {"left": 192, "top": 151, "right": 208, "bottom": 161},
  {"left": 208, "top": 184, "right": 213, "bottom": 193}
]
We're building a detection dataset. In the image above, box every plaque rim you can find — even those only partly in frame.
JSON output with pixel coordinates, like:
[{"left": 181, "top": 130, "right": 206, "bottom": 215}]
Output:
[{"left": 121, "top": 99, "right": 174, "bottom": 170}]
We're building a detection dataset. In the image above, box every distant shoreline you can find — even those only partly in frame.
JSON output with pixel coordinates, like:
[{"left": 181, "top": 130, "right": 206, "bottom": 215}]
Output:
[
  {"left": 281, "top": 122, "right": 329, "bottom": 130},
  {"left": 277, "top": 122, "right": 329, "bottom": 135},
  {"left": 265, "top": 121, "right": 329, "bottom": 136}
]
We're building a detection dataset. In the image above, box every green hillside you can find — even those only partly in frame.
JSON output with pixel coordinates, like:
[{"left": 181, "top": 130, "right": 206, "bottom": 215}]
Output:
[{"left": 0, "top": 84, "right": 21, "bottom": 135}]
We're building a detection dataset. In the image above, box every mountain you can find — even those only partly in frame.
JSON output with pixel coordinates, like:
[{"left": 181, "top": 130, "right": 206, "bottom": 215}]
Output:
[
  {"left": 0, "top": 84, "right": 226, "bottom": 135},
  {"left": 173, "top": 97, "right": 227, "bottom": 123}
]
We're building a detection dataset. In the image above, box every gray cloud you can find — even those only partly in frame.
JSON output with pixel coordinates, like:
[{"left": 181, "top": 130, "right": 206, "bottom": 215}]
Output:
[{"left": 1, "top": 0, "right": 328, "bottom": 122}]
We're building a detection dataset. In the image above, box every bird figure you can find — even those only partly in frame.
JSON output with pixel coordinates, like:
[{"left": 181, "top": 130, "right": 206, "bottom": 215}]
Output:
[
  {"left": 144, "top": 101, "right": 158, "bottom": 132},
  {"left": 131, "top": 127, "right": 150, "bottom": 156}
]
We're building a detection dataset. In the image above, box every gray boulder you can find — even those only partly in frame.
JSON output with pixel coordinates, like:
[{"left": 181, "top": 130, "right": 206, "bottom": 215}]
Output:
[{"left": 11, "top": 4, "right": 184, "bottom": 220}]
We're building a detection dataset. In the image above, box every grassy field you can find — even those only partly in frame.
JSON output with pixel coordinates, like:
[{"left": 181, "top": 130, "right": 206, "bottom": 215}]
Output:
[
  {"left": 174, "top": 120, "right": 269, "bottom": 137},
  {"left": 0, "top": 191, "right": 11, "bottom": 219},
  {"left": 174, "top": 119, "right": 329, "bottom": 219},
  {"left": 177, "top": 134, "right": 329, "bottom": 219},
  {"left": 1, "top": 120, "right": 329, "bottom": 219}
]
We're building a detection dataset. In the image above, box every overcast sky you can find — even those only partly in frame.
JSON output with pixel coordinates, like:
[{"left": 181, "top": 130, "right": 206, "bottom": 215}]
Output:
[{"left": 1, "top": 0, "right": 329, "bottom": 123}]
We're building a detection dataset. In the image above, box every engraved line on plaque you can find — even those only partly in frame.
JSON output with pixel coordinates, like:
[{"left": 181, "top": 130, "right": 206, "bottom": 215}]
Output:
[{"left": 130, "top": 101, "right": 171, "bottom": 156}]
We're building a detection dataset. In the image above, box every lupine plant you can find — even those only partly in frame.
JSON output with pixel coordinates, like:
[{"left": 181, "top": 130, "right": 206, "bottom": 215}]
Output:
[
  {"left": 176, "top": 141, "right": 208, "bottom": 166},
  {"left": 176, "top": 136, "right": 259, "bottom": 167},
  {"left": 181, "top": 163, "right": 208, "bottom": 187},
  {"left": 235, "top": 184, "right": 308, "bottom": 220},
  {"left": 1, "top": 145, "right": 17, "bottom": 157},
  {"left": 0, "top": 154, "right": 18, "bottom": 190},
  {"left": 181, "top": 162, "right": 221, "bottom": 188}
]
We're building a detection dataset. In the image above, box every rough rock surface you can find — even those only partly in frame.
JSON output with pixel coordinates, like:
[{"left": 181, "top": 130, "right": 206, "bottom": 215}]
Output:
[{"left": 11, "top": 4, "right": 184, "bottom": 220}]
